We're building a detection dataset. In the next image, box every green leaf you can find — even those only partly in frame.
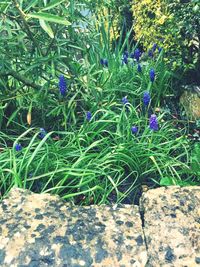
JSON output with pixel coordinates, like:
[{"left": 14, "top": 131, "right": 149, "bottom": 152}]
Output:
[
  {"left": 24, "top": 0, "right": 39, "bottom": 12},
  {"left": 160, "top": 177, "right": 176, "bottom": 186},
  {"left": 42, "top": 0, "right": 67, "bottom": 11},
  {"left": 39, "top": 19, "right": 54, "bottom": 38},
  {"left": 28, "top": 12, "right": 71, "bottom": 26}
]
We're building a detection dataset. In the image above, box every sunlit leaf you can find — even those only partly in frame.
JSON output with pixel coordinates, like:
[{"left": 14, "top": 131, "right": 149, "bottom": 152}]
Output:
[
  {"left": 42, "top": 0, "right": 68, "bottom": 11},
  {"left": 24, "top": 0, "right": 39, "bottom": 12},
  {"left": 39, "top": 19, "right": 54, "bottom": 38},
  {"left": 28, "top": 12, "right": 71, "bottom": 26}
]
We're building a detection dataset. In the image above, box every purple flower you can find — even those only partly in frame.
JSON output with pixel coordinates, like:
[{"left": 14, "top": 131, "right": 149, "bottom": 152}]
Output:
[
  {"left": 122, "top": 55, "right": 128, "bottom": 65},
  {"left": 149, "top": 68, "right": 155, "bottom": 82},
  {"left": 130, "top": 52, "right": 135, "bottom": 59},
  {"left": 149, "top": 114, "right": 159, "bottom": 131},
  {"left": 137, "top": 64, "right": 142, "bottom": 72},
  {"left": 15, "top": 143, "right": 22, "bottom": 151},
  {"left": 158, "top": 47, "right": 162, "bottom": 53},
  {"left": 104, "top": 59, "right": 108, "bottom": 67},
  {"left": 38, "top": 128, "right": 46, "bottom": 139},
  {"left": 59, "top": 75, "right": 67, "bottom": 96},
  {"left": 152, "top": 43, "right": 157, "bottom": 52},
  {"left": 122, "top": 96, "right": 129, "bottom": 105},
  {"left": 143, "top": 91, "right": 151, "bottom": 106},
  {"left": 100, "top": 58, "right": 108, "bottom": 67},
  {"left": 131, "top": 126, "right": 138, "bottom": 134},
  {"left": 100, "top": 58, "right": 104, "bottom": 65},
  {"left": 123, "top": 51, "right": 129, "bottom": 58},
  {"left": 148, "top": 49, "right": 153, "bottom": 58},
  {"left": 134, "top": 48, "right": 141, "bottom": 61},
  {"left": 86, "top": 111, "right": 92, "bottom": 121}
]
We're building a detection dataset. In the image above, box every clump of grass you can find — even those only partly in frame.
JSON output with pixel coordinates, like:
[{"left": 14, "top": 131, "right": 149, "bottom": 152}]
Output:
[{"left": 0, "top": 98, "right": 194, "bottom": 204}]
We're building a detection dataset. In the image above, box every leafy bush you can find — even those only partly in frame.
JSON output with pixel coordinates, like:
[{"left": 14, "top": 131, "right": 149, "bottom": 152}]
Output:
[{"left": 131, "top": 0, "right": 200, "bottom": 74}]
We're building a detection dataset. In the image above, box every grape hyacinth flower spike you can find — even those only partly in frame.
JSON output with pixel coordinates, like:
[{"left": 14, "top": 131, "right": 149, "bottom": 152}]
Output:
[
  {"left": 124, "top": 51, "right": 129, "bottom": 58},
  {"left": 149, "top": 68, "right": 155, "bottom": 82},
  {"left": 122, "top": 55, "right": 128, "bottom": 65},
  {"left": 15, "top": 143, "right": 22, "bottom": 151},
  {"left": 152, "top": 43, "right": 157, "bottom": 52},
  {"left": 148, "top": 49, "right": 153, "bottom": 58},
  {"left": 122, "top": 96, "right": 129, "bottom": 105},
  {"left": 131, "top": 126, "right": 138, "bottom": 135},
  {"left": 100, "top": 59, "right": 108, "bottom": 67},
  {"left": 59, "top": 75, "right": 67, "bottom": 96},
  {"left": 143, "top": 92, "right": 151, "bottom": 106},
  {"left": 86, "top": 111, "right": 92, "bottom": 122},
  {"left": 134, "top": 48, "right": 141, "bottom": 62},
  {"left": 104, "top": 59, "right": 108, "bottom": 67},
  {"left": 38, "top": 128, "right": 47, "bottom": 139},
  {"left": 100, "top": 58, "right": 104, "bottom": 65},
  {"left": 149, "top": 114, "right": 159, "bottom": 131}
]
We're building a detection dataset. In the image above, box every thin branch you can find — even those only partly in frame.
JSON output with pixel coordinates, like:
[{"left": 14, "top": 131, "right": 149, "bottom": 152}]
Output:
[
  {"left": 1, "top": 69, "right": 41, "bottom": 90},
  {"left": 12, "top": 0, "right": 43, "bottom": 55}
]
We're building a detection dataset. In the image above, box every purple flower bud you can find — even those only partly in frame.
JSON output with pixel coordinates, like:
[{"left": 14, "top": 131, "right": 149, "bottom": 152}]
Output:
[
  {"left": 158, "top": 47, "right": 162, "bottom": 53},
  {"left": 143, "top": 91, "right": 151, "bottom": 106},
  {"left": 15, "top": 143, "right": 22, "bottom": 151},
  {"left": 59, "top": 75, "right": 67, "bottom": 96},
  {"left": 100, "top": 58, "right": 104, "bottom": 65},
  {"left": 137, "top": 64, "right": 142, "bottom": 72},
  {"left": 122, "top": 96, "right": 129, "bottom": 105},
  {"left": 86, "top": 111, "right": 92, "bottom": 121},
  {"left": 149, "top": 68, "right": 155, "bottom": 82},
  {"left": 100, "top": 58, "right": 108, "bottom": 67},
  {"left": 148, "top": 49, "right": 153, "bottom": 58},
  {"left": 134, "top": 48, "right": 141, "bottom": 62},
  {"left": 38, "top": 128, "right": 46, "bottom": 139},
  {"left": 152, "top": 43, "right": 157, "bottom": 52},
  {"left": 131, "top": 126, "right": 138, "bottom": 134},
  {"left": 104, "top": 59, "right": 108, "bottom": 67},
  {"left": 149, "top": 114, "right": 159, "bottom": 131},
  {"left": 123, "top": 51, "right": 129, "bottom": 58},
  {"left": 122, "top": 55, "right": 128, "bottom": 65}
]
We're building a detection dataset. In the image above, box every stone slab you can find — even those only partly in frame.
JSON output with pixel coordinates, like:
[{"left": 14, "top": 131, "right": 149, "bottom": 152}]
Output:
[
  {"left": 0, "top": 188, "right": 147, "bottom": 267},
  {"left": 140, "top": 186, "right": 200, "bottom": 267}
]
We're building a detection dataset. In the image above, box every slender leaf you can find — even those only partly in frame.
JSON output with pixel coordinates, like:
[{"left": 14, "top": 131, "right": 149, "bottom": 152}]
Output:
[
  {"left": 39, "top": 19, "right": 54, "bottom": 38},
  {"left": 28, "top": 12, "right": 71, "bottom": 26},
  {"left": 42, "top": 0, "right": 68, "bottom": 11}
]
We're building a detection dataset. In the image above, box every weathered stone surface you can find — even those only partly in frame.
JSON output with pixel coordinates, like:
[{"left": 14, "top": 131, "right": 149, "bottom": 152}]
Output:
[
  {"left": 140, "top": 186, "right": 200, "bottom": 267},
  {"left": 0, "top": 187, "right": 147, "bottom": 267},
  {"left": 180, "top": 86, "right": 200, "bottom": 119}
]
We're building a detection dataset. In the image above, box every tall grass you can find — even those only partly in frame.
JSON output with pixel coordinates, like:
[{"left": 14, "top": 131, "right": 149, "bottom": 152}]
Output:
[{"left": 0, "top": 101, "right": 194, "bottom": 204}]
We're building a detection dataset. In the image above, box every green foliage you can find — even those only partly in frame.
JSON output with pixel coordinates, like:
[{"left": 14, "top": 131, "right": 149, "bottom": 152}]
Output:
[
  {"left": 166, "top": 0, "right": 200, "bottom": 71},
  {"left": 0, "top": 0, "right": 94, "bottom": 132},
  {"left": 0, "top": 0, "right": 198, "bottom": 204},
  {"left": 132, "top": 0, "right": 200, "bottom": 73},
  {"left": 190, "top": 143, "right": 200, "bottom": 178},
  {"left": 0, "top": 107, "right": 193, "bottom": 204}
]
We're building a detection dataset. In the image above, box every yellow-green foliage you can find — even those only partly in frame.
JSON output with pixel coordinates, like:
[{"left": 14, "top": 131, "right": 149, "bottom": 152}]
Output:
[
  {"left": 132, "top": 0, "right": 200, "bottom": 70},
  {"left": 94, "top": 0, "right": 131, "bottom": 43},
  {"left": 131, "top": 0, "right": 181, "bottom": 65},
  {"left": 97, "top": 6, "right": 120, "bottom": 42}
]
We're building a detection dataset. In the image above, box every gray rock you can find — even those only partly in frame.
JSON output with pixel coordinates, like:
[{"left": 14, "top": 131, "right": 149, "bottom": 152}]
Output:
[
  {"left": 140, "top": 186, "right": 200, "bottom": 267},
  {"left": 0, "top": 188, "right": 147, "bottom": 267}
]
